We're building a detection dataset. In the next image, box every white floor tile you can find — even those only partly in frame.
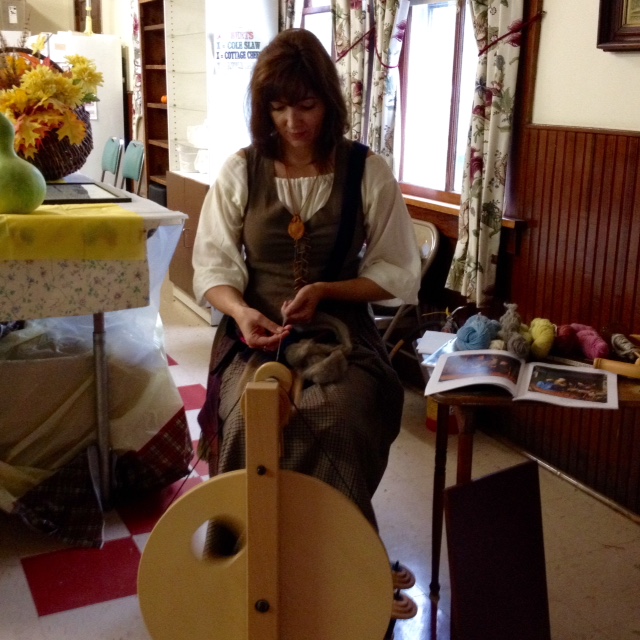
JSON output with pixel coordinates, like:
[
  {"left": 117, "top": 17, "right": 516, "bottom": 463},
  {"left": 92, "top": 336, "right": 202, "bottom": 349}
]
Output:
[{"left": 39, "top": 596, "right": 151, "bottom": 640}]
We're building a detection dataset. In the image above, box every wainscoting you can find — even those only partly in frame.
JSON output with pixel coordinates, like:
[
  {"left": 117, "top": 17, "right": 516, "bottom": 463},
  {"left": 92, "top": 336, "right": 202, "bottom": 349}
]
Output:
[
  {"left": 497, "top": 123, "right": 640, "bottom": 516},
  {"left": 405, "top": 123, "right": 640, "bottom": 517}
]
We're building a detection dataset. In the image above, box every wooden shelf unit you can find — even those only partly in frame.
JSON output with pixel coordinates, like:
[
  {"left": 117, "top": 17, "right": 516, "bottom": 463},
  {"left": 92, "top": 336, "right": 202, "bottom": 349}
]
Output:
[{"left": 139, "top": 0, "right": 169, "bottom": 194}]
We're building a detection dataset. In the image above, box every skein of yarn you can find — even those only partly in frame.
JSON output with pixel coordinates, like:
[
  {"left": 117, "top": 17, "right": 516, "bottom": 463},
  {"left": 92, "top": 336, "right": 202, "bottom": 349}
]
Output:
[
  {"left": 529, "top": 318, "right": 555, "bottom": 359},
  {"left": 611, "top": 333, "right": 640, "bottom": 363},
  {"left": 554, "top": 324, "right": 578, "bottom": 356},
  {"left": 570, "top": 323, "right": 609, "bottom": 360},
  {"left": 496, "top": 302, "right": 531, "bottom": 359},
  {"left": 506, "top": 332, "right": 531, "bottom": 359},
  {"left": 455, "top": 314, "right": 501, "bottom": 351}
]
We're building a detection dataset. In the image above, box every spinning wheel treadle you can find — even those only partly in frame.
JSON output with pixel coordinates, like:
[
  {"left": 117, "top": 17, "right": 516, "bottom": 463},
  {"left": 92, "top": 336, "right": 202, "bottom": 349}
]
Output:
[{"left": 138, "top": 362, "right": 395, "bottom": 639}]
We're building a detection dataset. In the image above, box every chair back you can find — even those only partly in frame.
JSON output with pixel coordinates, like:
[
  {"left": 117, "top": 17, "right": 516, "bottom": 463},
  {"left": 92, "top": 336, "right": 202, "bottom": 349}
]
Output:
[
  {"left": 120, "top": 140, "right": 145, "bottom": 194},
  {"left": 372, "top": 219, "right": 440, "bottom": 347},
  {"left": 100, "top": 137, "right": 124, "bottom": 185},
  {"left": 412, "top": 219, "right": 439, "bottom": 278}
]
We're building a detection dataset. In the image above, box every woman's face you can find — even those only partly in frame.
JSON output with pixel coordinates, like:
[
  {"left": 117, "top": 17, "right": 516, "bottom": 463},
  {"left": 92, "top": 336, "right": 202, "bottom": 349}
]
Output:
[{"left": 269, "top": 95, "right": 326, "bottom": 155}]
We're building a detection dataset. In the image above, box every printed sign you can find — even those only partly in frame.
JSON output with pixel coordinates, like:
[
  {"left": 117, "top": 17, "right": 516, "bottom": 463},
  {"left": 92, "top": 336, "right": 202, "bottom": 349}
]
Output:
[{"left": 214, "top": 31, "right": 264, "bottom": 72}]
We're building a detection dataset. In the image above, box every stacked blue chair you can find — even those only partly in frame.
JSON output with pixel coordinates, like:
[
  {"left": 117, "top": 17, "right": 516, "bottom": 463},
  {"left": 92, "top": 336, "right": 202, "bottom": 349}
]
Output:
[
  {"left": 100, "top": 137, "right": 124, "bottom": 185},
  {"left": 119, "top": 140, "right": 145, "bottom": 195}
]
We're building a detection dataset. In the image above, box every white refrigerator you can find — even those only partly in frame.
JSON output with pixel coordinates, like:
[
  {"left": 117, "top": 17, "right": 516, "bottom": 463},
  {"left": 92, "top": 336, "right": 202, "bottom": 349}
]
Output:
[{"left": 31, "top": 32, "right": 126, "bottom": 183}]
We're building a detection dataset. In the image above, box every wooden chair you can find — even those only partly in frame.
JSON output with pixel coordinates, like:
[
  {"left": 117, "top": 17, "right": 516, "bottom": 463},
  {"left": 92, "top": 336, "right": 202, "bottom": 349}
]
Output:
[{"left": 444, "top": 460, "right": 551, "bottom": 640}]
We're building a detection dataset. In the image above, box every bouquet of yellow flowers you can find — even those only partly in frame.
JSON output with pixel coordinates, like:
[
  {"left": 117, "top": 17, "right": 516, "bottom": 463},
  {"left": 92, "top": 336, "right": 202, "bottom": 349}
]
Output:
[{"left": 0, "top": 46, "right": 103, "bottom": 160}]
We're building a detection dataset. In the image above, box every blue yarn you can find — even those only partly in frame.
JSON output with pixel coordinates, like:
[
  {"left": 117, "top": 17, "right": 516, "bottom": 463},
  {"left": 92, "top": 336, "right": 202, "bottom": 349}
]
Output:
[{"left": 454, "top": 314, "right": 501, "bottom": 350}]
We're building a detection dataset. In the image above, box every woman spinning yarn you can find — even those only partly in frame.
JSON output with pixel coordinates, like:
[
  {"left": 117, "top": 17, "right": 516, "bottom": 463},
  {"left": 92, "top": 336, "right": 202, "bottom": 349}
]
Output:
[{"left": 193, "top": 29, "right": 421, "bottom": 528}]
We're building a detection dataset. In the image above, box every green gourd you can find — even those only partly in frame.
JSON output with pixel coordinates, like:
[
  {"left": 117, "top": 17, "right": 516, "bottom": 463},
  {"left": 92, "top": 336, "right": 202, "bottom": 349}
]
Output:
[{"left": 0, "top": 111, "right": 46, "bottom": 214}]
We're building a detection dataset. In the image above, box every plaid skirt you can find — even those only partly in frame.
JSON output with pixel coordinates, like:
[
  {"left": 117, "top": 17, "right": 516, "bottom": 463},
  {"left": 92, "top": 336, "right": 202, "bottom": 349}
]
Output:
[{"left": 199, "top": 311, "right": 404, "bottom": 527}]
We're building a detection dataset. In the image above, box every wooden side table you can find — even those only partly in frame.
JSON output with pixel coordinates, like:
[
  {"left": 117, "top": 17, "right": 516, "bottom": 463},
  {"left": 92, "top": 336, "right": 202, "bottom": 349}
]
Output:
[{"left": 424, "top": 362, "right": 640, "bottom": 598}]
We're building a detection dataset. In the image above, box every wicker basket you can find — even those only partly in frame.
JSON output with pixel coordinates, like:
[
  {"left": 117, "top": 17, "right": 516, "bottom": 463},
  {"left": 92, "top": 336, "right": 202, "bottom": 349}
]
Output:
[{"left": 20, "top": 107, "right": 93, "bottom": 182}]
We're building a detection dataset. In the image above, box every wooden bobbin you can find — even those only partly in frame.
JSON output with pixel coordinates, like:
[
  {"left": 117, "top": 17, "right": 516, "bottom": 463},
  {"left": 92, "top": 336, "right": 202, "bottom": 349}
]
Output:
[
  {"left": 253, "top": 361, "right": 293, "bottom": 393},
  {"left": 241, "top": 362, "right": 293, "bottom": 429},
  {"left": 593, "top": 358, "right": 640, "bottom": 379}
]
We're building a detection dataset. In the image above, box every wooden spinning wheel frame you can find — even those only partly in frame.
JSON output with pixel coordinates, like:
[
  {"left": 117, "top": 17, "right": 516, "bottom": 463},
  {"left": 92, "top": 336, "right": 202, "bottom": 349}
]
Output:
[{"left": 138, "top": 362, "right": 395, "bottom": 640}]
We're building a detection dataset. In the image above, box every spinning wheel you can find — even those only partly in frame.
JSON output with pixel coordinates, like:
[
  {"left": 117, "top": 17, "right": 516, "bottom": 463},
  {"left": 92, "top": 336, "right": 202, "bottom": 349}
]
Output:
[{"left": 138, "top": 362, "right": 394, "bottom": 639}]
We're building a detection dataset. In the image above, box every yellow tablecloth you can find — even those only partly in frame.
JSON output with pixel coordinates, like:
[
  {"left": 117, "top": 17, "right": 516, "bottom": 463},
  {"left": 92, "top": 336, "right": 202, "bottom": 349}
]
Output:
[
  {"left": 0, "top": 203, "right": 155, "bottom": 321},
  {"left": 0, "top": 204, "right": 146, "bottom": 261}
]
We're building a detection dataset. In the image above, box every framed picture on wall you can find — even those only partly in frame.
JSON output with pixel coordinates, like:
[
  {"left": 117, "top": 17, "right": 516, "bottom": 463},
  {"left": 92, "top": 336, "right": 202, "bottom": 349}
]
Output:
[{"left": 598, "top": 0, "right": 640, "bottom": 50}]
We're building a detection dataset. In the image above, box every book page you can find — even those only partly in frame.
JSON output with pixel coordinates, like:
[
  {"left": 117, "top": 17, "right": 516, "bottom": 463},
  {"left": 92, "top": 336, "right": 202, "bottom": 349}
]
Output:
[
  {"left": 515, "top": 362, "right": 619, "bottom": 409},
  {"left": 425, "top": 350, "right": 524, "bottom": 396},
  {"left": 416, "top": 331, "right": 456, "bottom": 354}
]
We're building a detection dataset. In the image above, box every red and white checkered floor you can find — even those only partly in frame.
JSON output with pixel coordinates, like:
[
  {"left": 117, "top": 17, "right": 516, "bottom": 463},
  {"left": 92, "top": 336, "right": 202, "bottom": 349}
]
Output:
[{"left": 1, "top": 298, "right": 638, "bottom": 640}]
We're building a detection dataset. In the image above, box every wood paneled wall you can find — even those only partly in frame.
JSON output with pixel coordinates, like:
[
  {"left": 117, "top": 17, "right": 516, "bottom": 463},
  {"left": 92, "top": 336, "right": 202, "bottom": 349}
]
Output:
[
  {"left": 493, "top": 123, "right": 640, "bottom": 515},
  {"left": 512, "top": 125, "right": 640, "bottom": 329}
]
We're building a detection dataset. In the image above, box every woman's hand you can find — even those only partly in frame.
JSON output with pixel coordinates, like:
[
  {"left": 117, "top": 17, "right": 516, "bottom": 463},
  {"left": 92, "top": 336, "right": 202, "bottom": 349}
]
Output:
[
  {"left": 281, "top": 283, "right": 323, "bottom": 324},
  {"left": 281, "top": 278, "right": 393, "bottom": 325},
  {"left": 235, "top": 306, "right": 291, "bottom": 351},
  {"left": 204, "top": 285, "right": 291, "bottom": 352}
]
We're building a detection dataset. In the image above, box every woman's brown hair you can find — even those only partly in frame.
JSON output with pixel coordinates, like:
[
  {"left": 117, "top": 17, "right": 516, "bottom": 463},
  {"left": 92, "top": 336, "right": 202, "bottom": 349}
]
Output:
[{"left": 247, "top": 29, "right": 348, "bottom": 164}]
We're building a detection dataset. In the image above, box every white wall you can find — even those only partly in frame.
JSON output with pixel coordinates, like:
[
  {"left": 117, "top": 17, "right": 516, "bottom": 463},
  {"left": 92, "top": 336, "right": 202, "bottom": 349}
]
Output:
[
  {"left": 26, "top": 0, "right": 74, "bottom": 33},
  {"left": 533, "top": 0, "right": 640, "bottom": 131},
  {"left": 205, "top": 0, "right": 278, "bottom": 178},
  {"left": 102, "top": 0, "right": 135, "bottom": 92}
]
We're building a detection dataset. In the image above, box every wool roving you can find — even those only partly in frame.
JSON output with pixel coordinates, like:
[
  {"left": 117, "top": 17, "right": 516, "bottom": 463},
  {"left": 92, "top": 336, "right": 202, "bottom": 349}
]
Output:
[
  {"left": 529, "top": 318, "right": 555, "bottom": 359},
  {"left": 454, "top": 313, "right": 501, "bottom": 351},
  {"left": 570, "top": 323, "right": 609, "bottom": 360},
  {"left": 285, "top": 312, "right": 353, "bottom": 384}
]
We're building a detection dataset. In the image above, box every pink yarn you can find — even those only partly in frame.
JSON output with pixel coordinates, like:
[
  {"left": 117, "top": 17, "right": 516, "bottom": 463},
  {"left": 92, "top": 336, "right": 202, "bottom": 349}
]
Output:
[{"left": 570, "top": 323, "right": 609, "bottom": 360}]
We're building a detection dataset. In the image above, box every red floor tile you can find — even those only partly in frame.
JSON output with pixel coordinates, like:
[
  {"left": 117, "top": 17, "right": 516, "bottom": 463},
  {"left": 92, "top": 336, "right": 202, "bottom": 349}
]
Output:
[
  {"left": 116, "top": 476, "right": 203, "bottom": 535},
  {"left": 21, "top": 537, "right": 141, "bottom": 616},
  {"left": 178, "top": 384, "right": 206, "bottom": 411},
  {"left": 167, "top": 354, "right": 178, "bottom": 366}
]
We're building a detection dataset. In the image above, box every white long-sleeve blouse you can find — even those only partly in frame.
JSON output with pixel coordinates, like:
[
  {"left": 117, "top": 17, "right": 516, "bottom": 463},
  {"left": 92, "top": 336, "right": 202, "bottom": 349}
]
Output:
[{"left": 192, "top": 150, "right": 421, "bottom": 307}]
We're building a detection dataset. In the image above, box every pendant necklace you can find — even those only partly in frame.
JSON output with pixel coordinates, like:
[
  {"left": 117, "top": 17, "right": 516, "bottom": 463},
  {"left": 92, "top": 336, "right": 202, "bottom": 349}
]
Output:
[
  {"left": 284, "top": 163, "right": 321, "bottom": 241},
  {"left": 284, "top": 163, "right": 321, "bottom": 291}
]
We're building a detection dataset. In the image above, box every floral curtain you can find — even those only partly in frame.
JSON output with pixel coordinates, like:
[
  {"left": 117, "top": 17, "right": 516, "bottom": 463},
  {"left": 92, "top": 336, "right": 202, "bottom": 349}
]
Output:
[
  {"left": 333, "top": 0, "right": 372, "bottom": 142},
  {"left": 367, "top": 0, "right": 409, "bottom": 163},
  {"left": 446, "top": 0, "right": 524, "bottom": 306}
]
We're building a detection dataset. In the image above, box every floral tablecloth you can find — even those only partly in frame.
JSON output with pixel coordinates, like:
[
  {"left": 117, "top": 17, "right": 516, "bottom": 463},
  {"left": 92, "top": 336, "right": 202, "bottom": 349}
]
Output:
[
  {"left": 0, "top": 201, "right": 186, "bottom": 320},
  {"left": 0, "top": 258, "right": 150, "bottom": 320},
  {"left": 0, "top": 197, "right": 191, "bottom": 547}
]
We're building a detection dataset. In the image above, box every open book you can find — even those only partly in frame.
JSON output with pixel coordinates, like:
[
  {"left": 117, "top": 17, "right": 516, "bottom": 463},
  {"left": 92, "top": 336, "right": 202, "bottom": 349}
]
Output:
[{"left": 425, "top": 350, "right": 618, "bottom": 409}]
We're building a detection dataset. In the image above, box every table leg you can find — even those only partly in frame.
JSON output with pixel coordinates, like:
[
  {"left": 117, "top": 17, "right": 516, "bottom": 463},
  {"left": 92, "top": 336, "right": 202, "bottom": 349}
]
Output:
[
  {"left": 93, "top": 312, "right": 112, "bottom": 509},
  {"left": 453, "top": 407, "right": 474, "bottom": 485},
  {"left": 429, "top": 401, "right": 449, "bottom": 599}
]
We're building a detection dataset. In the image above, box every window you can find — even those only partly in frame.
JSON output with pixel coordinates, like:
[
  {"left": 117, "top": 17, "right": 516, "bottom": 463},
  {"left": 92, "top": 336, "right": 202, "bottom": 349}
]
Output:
[
  {"left": 400, "top": 1, "right": 477, "bottom": 202},
  {"left": 298, "top": 0, "right": 476, "bottom": 204},
  {"left": 301, "top": 2, "right": 333, "bottom": 56}
]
